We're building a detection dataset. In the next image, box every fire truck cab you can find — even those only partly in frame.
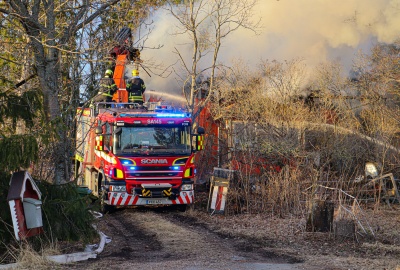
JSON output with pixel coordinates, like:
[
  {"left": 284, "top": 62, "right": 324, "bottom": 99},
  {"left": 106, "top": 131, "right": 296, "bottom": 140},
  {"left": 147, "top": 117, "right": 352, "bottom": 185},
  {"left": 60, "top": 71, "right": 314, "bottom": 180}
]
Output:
[{"left": 75, "top": 101, "right": 205, "bottom": 213}]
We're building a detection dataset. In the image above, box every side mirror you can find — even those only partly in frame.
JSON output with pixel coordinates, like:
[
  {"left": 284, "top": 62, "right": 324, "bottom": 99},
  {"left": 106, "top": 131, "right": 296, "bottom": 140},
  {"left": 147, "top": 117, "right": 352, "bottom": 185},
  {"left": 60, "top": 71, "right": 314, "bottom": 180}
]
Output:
[
  {"left": 95, "top": 135, "right": 104, "bottom": 151},
  {"left": 195, "top": 135, "right": 204, "bottom": 151},
  {"left": 95, "top": 127, "right": 103, "bottom": 135},
  {"left": 197, "top": 127, "right": 205, "bottom": 135}
]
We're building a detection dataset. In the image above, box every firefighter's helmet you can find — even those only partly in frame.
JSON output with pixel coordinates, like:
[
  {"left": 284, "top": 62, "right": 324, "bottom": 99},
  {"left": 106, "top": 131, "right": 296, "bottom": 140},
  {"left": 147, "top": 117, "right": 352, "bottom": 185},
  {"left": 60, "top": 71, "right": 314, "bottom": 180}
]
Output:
[
  {"left": 132, "top": 69, "right": 139, "bottom": 76},
  {"left": 105, "top": 69, "right": 113, "bottom": 76}
]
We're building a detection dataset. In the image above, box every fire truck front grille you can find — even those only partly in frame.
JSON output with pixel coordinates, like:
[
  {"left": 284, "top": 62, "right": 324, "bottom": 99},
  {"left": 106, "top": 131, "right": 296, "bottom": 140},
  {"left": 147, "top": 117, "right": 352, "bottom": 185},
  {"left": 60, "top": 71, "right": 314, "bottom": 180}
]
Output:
[
  {"left": 128, "top": 172, "right": 180, "bottom": 177},
  {"left": 126, "top": 166, "right": 182, "bottom": 178},
  {"left": 135, "top": 166, "right": 173, "bottom": 171}
]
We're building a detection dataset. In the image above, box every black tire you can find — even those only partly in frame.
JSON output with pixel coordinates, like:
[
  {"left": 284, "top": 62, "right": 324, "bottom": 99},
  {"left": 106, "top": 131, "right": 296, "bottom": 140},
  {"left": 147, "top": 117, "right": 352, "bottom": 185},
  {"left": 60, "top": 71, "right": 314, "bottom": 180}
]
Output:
[
  {"left": 100, "top": 190, "right": 115, "bottom": 214},
  {"left": 174, "top": 204, "right": 187, "bottom": 212}
]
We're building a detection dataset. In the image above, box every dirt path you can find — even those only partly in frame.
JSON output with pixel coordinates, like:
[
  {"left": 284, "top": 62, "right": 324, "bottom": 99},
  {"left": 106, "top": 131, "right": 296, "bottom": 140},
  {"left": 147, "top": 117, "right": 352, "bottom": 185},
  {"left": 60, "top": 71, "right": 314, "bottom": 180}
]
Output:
[{"left": 63, "top": 208, "right": 305, "bottom": 270}]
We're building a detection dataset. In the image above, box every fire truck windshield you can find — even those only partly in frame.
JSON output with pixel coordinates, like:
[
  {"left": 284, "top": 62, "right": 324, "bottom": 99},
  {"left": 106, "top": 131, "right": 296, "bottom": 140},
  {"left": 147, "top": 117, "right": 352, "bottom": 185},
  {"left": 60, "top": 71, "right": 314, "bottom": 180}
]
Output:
[{"left": 114, "top": 126, "right": 192, "bottom": 156}]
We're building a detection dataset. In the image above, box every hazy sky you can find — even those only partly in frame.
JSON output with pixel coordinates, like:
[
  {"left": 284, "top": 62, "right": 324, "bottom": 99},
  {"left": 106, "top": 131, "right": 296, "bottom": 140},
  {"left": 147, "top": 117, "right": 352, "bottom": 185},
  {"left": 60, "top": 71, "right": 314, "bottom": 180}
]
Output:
[{"left": 137, "top": 0, "right": 400, "bottom": 94}]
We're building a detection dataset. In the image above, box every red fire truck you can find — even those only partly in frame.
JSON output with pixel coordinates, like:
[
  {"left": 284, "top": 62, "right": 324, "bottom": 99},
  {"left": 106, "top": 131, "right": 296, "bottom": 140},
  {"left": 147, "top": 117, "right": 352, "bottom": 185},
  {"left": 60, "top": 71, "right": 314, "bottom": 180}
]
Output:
[
  {"left": 74, "top": 46, "right": 205, "bottom": 213},
  {"left": 75, "top": 102, "right": 204, "bottom": 213}
]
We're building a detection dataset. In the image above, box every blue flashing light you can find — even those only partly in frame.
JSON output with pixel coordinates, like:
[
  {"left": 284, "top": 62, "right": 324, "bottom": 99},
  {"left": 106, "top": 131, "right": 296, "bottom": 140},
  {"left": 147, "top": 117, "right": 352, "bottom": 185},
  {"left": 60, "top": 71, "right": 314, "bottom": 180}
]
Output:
[
  {"left": 156, "top": 113, "right": 186, "bottom": 118},
  {"left": 129, "top": 166, "right": 136, "bottom": 170},
  {"left": 122, "top": 159, "right": 133, "bottom": 165},
  {"left": 172, "top": 166, "right": 180, "bottom": 170},
  {"left": 118, "top": 112, "right": 190, "bottom": 118},
  {"left": 119, "top": 113, "right": 141, "bottom": 117},
  {"left": 109, "top": 170, "right": 112, "bottom": 176}
]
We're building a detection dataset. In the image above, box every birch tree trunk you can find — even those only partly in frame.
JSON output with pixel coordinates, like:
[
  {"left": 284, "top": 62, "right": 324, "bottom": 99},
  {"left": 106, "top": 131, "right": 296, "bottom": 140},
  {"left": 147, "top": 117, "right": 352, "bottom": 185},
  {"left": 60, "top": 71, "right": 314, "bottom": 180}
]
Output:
[{"left": 1, "top": 0, "right": 121, "bottom": 183}]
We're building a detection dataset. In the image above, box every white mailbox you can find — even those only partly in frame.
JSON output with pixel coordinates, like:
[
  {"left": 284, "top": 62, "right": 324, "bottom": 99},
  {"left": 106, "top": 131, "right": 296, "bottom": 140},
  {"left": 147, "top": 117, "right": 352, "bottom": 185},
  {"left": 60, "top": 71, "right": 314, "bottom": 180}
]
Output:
[
  {"left": 8, "top": 171, "right": 43, "bottom": 240},
  {"left": 23, "top": 198, "right": 43, "bottom": 229}
]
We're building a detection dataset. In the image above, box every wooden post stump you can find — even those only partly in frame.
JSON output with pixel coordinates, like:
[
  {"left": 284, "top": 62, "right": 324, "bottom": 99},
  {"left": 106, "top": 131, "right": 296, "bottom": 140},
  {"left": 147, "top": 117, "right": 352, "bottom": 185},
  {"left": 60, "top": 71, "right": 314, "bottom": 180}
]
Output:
[{"left": 306, "top": 199, "right": 334, "bottom": 232}]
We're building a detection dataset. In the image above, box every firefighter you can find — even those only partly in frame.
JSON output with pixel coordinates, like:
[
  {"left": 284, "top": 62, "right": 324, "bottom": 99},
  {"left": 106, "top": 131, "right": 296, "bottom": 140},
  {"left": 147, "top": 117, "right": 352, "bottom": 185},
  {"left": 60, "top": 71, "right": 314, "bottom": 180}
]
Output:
[
  {"left": 92, "top": 69, "right": 118, "bottom": 105},
  {"left": 126, "top": 69, "right": 146, "bottom": 104}
]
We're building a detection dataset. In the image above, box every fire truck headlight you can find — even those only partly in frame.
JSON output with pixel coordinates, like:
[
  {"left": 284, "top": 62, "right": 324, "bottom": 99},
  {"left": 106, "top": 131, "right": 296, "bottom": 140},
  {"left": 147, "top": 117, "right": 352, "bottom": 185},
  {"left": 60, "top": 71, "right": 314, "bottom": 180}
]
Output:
[
  {"left": 181, "top": 184, "right": 193, "bottom": 191},
  {"left": 110, "top": 185, "right": 126, "bottom": 192}
]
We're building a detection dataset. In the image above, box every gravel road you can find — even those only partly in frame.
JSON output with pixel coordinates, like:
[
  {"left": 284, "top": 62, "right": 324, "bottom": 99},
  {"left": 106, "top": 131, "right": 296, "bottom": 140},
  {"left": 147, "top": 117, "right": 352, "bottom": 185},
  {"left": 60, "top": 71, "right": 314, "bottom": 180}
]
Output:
[{"left": 63, "top": 208, "right": 307, "bottom": 270}]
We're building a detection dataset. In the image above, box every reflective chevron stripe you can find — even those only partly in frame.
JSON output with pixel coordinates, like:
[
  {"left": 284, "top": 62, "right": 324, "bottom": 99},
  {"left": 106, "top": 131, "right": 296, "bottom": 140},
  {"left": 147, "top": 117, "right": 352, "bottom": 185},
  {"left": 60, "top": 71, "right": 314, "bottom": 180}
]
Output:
[{"left": 107, "top": 191, "right": 194, "bottom": 206}]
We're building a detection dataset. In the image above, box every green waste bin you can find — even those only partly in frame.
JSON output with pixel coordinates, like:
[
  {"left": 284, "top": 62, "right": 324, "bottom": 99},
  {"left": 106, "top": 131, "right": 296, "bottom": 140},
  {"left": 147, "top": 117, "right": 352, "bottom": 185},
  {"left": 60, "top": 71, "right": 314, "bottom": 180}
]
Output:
[{"left": 76, "top": 186, "right": 91, "bottom": 197}]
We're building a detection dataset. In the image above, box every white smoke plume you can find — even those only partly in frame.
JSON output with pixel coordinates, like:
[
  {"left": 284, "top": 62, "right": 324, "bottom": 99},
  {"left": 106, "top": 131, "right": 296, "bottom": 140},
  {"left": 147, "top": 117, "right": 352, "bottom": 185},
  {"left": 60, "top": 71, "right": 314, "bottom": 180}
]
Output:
[{"left": 137, "top": 0, "right": 400, "bottom": 94}]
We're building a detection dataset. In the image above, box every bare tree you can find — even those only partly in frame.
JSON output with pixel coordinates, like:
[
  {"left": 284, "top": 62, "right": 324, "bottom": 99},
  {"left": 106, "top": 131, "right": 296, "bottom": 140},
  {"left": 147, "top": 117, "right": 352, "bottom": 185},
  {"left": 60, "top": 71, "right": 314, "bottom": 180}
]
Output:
[
  {"left": 165, "top": 0, "right": 260, "bottom": 117},
  {"left": 0, "top": 0, "right": 163, "bottom": 183},
  {"left": 350, "top": 42, "right": 400, "bottom": 174}
]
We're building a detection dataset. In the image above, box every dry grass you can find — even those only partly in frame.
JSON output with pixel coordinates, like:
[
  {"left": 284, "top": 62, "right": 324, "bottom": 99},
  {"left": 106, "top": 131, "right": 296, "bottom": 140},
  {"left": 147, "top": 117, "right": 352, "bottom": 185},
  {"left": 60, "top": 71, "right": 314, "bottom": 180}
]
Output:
[
  {"left": 4, "top": 243, "right": 60, "bottom": 270},
  {"left": 0, "top": 230, "right": 91, "bottom": 268},
  {"left": 189, "top": 194, "right": 400, "bottom": 270}
]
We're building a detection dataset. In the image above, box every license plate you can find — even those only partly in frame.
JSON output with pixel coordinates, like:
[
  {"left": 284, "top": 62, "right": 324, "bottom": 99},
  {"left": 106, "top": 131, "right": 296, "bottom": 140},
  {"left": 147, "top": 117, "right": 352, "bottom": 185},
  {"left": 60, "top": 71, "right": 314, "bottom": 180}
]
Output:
[{"left": 146, "top": 199, "right": 164, "bottom": 205}]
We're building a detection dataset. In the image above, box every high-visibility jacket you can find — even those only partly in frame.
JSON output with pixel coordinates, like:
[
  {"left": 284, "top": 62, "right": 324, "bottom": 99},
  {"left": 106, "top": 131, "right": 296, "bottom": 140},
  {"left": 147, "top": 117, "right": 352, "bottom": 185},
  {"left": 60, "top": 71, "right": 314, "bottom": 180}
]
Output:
[
  {"left": 126, "top": 77, "right": 146, "bottom": 103},
  {"left": 99, "top": 76, "right": 117, "bottom": 98}
]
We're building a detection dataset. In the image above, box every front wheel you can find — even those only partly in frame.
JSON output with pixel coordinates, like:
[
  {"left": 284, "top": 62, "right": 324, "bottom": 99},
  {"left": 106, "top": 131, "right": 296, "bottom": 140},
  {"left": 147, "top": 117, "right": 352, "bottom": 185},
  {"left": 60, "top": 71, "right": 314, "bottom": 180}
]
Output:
[
  {"left": 172, "top": 204, "right": 187, "bottom": 212},
  {"left": 100, "top": 190, "right": 115, "bottom": 214}
]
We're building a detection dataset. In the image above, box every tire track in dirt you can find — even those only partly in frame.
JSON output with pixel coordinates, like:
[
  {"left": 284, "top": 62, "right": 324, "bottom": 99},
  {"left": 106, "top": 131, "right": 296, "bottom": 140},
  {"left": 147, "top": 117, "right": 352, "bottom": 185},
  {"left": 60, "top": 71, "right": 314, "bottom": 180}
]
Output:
[
  {"left": 62, "top": 208, "right": 302, "bottom": 270},
  {"left": 98, "top": 209, "right": 163, "bottom": 261},
  {"left": 164, "top": 212, "right": 303, "bottom": 264}
]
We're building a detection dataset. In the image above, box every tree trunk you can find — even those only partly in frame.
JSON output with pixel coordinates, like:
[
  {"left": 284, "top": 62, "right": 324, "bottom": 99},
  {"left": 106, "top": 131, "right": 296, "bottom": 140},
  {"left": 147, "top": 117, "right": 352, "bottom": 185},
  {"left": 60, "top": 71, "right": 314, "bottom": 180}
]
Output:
[
  {"left": 34, "top": 46, "right": 68, "bottom": 184},
  {"left": 306, "top": 199, "right": 334, "bottom": 232},
  {"left": 3, "top": 0, "right": 127, "bottom": 184}
]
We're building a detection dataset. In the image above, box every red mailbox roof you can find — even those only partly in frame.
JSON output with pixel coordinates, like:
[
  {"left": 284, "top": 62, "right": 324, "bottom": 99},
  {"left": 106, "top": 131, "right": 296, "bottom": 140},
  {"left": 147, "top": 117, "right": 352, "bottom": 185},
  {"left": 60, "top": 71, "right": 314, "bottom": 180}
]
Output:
[{"left": 7, "top": 171, "right": 42, "bottom": 201}]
